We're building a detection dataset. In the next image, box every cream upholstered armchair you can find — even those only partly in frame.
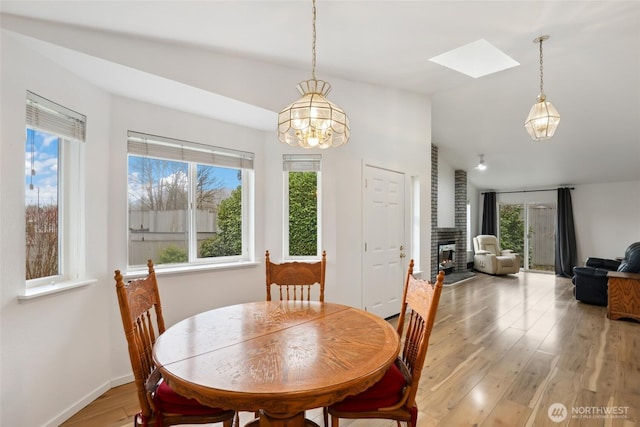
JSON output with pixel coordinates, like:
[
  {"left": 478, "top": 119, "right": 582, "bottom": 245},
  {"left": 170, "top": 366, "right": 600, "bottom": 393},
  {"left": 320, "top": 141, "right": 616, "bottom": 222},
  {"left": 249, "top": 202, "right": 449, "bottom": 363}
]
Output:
[{"left": 473, "top": 235, "right": 521, "bottom": 275}]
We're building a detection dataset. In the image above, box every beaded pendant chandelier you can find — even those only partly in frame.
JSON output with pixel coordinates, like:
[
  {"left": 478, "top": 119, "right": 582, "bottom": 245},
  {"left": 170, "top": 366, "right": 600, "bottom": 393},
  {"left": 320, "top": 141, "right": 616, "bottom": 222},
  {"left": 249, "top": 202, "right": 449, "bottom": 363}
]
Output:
[{"left": 277, "top": 0, "right": 350, "bottom": 149}]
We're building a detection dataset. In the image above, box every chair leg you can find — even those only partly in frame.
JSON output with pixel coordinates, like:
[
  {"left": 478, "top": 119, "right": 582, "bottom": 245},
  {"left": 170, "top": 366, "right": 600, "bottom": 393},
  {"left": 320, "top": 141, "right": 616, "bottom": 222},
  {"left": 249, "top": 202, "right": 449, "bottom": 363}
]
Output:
[
  {"left": 322, "top": 407, "right": 328, "bottom": 427},
  {"left": 331, "top": 414, "right": 339, "bottom": 427}
]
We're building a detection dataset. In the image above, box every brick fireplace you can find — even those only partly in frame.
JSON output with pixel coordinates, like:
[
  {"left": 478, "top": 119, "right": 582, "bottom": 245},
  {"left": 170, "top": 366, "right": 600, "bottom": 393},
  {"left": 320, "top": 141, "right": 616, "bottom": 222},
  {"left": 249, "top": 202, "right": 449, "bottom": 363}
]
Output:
[{"left": 430, "top": 144, "right": 468, "bottom": 281}]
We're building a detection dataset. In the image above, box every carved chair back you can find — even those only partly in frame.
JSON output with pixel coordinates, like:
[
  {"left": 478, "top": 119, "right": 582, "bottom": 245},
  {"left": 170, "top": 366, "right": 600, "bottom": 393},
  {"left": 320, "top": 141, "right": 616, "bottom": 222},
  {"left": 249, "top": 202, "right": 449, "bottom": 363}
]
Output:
[
  {"left": 115, "top": 260, "right": 165, "bottom": 420},
  {"left": 265, "top": 250, "right": 327, "bottom": 302},
  {"left": 326, "top": 260, "right": 444, "bottom": 427},
  {"left": 395, "top": 260, "right": 445, "bottom": 411}
]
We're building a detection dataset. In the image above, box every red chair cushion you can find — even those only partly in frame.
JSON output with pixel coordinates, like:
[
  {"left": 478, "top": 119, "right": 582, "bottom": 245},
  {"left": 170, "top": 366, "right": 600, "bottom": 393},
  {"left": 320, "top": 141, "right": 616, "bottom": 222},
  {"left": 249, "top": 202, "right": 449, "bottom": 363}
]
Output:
[
  {"left": 330, "top": 361, "right": 407, "bottom": 411},
  {"left": 154, "top": 381, "right": 226, "bottom": 415}
]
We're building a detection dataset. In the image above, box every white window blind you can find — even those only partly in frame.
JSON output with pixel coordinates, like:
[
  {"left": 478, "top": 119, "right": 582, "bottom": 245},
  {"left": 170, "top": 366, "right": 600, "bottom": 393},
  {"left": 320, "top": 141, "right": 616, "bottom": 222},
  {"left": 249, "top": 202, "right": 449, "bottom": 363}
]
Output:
[
  {"left": 26, "top": 91, "right": 86, "bottom": 142},
  {"left": 283, "top": 154, "right": 321, "bottom": 172},
  {"left": 128, "top": 131, "right": 254, "bottom": 169}
]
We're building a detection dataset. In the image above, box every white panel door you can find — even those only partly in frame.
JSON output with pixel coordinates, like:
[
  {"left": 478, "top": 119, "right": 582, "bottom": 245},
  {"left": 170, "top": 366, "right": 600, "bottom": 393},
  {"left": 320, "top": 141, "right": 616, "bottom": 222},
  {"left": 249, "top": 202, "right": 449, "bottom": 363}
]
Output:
[{"left": 363, "top": 165, "right": 406, "bottom": 319}]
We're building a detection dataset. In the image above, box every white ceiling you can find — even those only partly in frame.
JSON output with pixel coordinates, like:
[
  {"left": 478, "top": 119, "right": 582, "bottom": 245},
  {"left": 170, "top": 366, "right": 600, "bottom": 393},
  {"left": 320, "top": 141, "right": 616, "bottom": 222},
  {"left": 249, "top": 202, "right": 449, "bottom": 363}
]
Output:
[{"left": 2, "top": 1, "right": 639, "bottom": 191}]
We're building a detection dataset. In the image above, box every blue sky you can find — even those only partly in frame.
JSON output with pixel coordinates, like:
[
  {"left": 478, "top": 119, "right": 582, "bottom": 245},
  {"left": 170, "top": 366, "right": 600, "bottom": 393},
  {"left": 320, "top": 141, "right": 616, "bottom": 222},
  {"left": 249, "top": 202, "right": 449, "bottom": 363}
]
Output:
[
  {"left": 127, "top": 156, "right": 241, "bottom": 205},
  {"left": 25, "top": 128, "right": 242, "bottom": 207},
  {"left": 25, "top": 128, "right": 58, "bottom": 206},
  {"left": 207, "top": 165, "right": 241, "bottom": 189}
]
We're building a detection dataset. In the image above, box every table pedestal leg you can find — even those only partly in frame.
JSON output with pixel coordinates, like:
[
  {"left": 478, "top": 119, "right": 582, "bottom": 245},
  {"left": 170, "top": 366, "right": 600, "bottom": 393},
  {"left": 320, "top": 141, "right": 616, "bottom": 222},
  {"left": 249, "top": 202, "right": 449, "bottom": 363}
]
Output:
[{"left": 247, "top": 410, "right": 319, "bottom": 427}]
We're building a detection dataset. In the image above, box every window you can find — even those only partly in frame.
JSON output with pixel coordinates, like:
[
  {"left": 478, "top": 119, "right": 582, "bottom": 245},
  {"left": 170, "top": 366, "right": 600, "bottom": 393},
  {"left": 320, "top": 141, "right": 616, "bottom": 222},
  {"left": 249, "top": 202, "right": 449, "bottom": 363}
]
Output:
[
  {"left": 283, "top": 154, "right": 321, "bottom": 259},
  {"left": 24, "top": 91, "right": 86, "bottom": 286},
  {"left": 127, "top": 131, "right": 254, "bottom": 269}
]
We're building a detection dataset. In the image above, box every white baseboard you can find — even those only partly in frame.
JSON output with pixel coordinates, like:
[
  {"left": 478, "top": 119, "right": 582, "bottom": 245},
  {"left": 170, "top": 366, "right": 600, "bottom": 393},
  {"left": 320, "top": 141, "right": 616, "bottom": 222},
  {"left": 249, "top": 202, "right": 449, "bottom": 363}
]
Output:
[
  {"left": 45, "top": 381, "right": 111, "bottom": 427},
  {"left": 111, "top": 373, "right": 135, "bottom": 388},
  {"left": 44, "top": 374, "right": 134, "bottom": 427}
]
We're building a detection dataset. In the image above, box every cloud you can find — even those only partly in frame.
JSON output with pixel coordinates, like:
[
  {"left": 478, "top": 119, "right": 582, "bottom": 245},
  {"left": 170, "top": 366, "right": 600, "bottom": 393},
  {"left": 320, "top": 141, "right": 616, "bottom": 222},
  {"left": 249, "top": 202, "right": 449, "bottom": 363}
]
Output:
[{"left": 41, "top": 134, "right": 58, "bottom": 148}]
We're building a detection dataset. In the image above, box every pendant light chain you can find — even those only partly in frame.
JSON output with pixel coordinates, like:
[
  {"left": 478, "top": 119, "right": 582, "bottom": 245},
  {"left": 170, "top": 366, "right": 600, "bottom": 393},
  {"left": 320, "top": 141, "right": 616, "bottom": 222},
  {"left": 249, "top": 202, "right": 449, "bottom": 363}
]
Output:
[
  {"left": 311, "top": 0, "right": 317, "bottom": 81},
  {"left": 539, "top": 38, "right": 544, "bottom": 95}
]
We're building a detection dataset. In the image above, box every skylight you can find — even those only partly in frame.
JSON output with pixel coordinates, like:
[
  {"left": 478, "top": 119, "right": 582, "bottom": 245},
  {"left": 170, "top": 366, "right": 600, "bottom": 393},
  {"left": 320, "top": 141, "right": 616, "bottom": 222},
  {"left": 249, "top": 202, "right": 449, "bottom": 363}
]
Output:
[{"left": 429, "top": 39, "right": 519, "bottom": 78}]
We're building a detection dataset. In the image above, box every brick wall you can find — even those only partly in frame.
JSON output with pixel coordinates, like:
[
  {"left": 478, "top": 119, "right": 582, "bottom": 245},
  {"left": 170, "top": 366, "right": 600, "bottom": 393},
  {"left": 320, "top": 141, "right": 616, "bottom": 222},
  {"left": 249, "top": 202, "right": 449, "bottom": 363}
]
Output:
[{"left": 431, "top": 144, "right": 468, "bottom": 281}]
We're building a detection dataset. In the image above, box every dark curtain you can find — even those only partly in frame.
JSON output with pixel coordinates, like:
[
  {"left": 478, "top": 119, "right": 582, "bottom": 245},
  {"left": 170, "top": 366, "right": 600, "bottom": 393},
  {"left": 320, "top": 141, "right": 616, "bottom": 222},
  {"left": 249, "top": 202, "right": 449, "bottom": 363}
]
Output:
[
  {"left": 481, "top": 192, "right": 497, "bottom": 235},
  {"left": 555, "top": 187, "right": 577, "bottom": 277}
]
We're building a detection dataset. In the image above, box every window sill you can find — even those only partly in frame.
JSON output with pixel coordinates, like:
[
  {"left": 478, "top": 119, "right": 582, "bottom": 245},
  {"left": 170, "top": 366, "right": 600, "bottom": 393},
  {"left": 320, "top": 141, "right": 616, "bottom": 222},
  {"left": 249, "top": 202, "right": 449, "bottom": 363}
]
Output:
[
  {"left": 18, "top": 278, "right": 98, "bottom": 301},
  {"left": 124, "top": 260, "right": 260, "bottom": 280}
]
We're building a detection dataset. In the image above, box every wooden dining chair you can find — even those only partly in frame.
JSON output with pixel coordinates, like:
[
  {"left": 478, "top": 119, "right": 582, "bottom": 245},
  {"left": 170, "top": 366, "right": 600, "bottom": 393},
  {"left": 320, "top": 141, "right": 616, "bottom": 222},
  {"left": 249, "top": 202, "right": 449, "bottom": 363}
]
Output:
[
  {"left": 241, "top": 250, "right": 329, "bottom": 427},
  {"left": 237, "top": 250, "right": 329, "bottom": 426},
  {"left": 326, "top": 260, "right": 445, "bottom": 427},
  {"left": 115, "top": 259, "right": 235, "bottom": 427},
  {"left": 265, "top": 250, "right": 327, "bottom": 302}
]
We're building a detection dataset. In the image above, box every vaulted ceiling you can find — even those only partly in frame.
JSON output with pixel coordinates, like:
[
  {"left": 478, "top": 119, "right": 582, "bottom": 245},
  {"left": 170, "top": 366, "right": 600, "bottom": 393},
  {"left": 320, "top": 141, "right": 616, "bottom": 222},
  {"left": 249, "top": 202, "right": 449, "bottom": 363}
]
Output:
[{"left": 2, "top": 1, "right": 639, "bottom": 191}]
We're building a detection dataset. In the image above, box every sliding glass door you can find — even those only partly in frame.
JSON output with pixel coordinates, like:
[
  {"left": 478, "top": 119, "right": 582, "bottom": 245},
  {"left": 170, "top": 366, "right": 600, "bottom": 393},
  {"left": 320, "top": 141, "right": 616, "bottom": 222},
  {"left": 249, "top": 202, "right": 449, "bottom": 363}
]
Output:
[
  {"left": 526, "top": 203, "right": 556, "bottom": 271},
  {"left": 499, "top": 202, "right": 556, "bottom": 271}
]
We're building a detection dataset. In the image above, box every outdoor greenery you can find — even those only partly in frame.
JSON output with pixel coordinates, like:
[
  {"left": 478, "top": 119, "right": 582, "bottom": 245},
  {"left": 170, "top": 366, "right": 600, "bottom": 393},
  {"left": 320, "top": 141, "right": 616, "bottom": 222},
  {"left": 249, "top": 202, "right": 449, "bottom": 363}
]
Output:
[
  {"left": 158, "top": 245, "right": 188, "bottom": 264},
  {"left": 288, "top": 172, "right": 317, "bottom": 256},
  {"left": 31, "top": 153, "right": 317, "bottom": 273},
  {"left": 128, "top": 157, "right": 235, "bottom": 264},
  {"left": 200, "top": 186, "right": 242, "bottom": 257},
  {"left": 499, "top": 204, "right": 525, "bottom": 267},
  {"left": 199, "top": 171, "right": 317, "bottom": 258}
]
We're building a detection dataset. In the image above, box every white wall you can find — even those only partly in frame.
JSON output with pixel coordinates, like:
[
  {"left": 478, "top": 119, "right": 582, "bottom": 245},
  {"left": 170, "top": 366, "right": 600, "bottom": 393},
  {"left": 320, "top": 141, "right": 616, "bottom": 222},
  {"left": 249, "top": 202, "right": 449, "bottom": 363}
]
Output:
[
  {"left": 437, "top": 155, "right": 455, "bottom": 228},
  {"left": 1, "top": 25, "right": 432, "bottom": 427},
  {"left": 572, "top": 181, "right": 640, "bottom": 262}
]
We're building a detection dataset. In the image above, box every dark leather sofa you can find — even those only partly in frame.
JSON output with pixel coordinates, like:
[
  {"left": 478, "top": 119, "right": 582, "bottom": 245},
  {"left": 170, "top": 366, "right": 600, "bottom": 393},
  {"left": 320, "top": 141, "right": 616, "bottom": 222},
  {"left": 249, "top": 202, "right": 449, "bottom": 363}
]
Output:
[{"left": 572, "top": 242, "right": 640, "bottom": 306}]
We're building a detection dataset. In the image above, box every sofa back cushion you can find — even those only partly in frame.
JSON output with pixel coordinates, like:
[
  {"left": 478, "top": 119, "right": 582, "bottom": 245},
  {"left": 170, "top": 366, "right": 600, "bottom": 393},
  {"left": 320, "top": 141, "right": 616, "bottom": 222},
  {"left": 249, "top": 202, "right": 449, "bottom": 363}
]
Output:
[
  {"left": 618, "top": 242, "right": 640, "bottom": 273},
  {"left": 586, "top": 258, "right": 621, "bottom": 270}
]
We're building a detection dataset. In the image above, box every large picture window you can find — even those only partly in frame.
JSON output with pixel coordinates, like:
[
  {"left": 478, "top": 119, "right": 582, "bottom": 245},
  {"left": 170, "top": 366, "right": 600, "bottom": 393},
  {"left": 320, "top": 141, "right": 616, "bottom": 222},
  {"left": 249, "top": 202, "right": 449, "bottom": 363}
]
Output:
[
  {"left": 24, "top": 91, "right": 86, "bottom": 287},
  {"left": 127, "top": 131, "right": 254, "bottom": 269},
  {"left": 283, "top": 154, "right": 321, "bottom": 259}
]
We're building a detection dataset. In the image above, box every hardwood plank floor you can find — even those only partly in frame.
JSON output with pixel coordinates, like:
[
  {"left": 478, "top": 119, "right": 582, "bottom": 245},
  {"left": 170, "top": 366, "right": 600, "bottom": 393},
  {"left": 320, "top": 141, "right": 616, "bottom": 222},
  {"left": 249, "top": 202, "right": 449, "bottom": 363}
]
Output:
[{"left": 61, "top": 272, "right": 639, "bottom": 427}]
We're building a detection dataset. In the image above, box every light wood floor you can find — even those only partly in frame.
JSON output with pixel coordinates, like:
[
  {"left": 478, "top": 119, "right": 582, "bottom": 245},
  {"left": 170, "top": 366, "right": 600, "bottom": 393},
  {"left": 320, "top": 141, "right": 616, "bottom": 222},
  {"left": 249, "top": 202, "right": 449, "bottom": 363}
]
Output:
[{"left": 61, "top": 272, "right": 639, "bottom": 427}]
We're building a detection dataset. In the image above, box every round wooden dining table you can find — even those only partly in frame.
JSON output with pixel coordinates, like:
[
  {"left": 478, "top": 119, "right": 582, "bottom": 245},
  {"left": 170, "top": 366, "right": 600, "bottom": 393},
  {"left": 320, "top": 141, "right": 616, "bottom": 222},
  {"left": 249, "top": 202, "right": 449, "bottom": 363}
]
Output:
[{"left": 153, "top": 300, "right": 400, "bottom": 427}]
